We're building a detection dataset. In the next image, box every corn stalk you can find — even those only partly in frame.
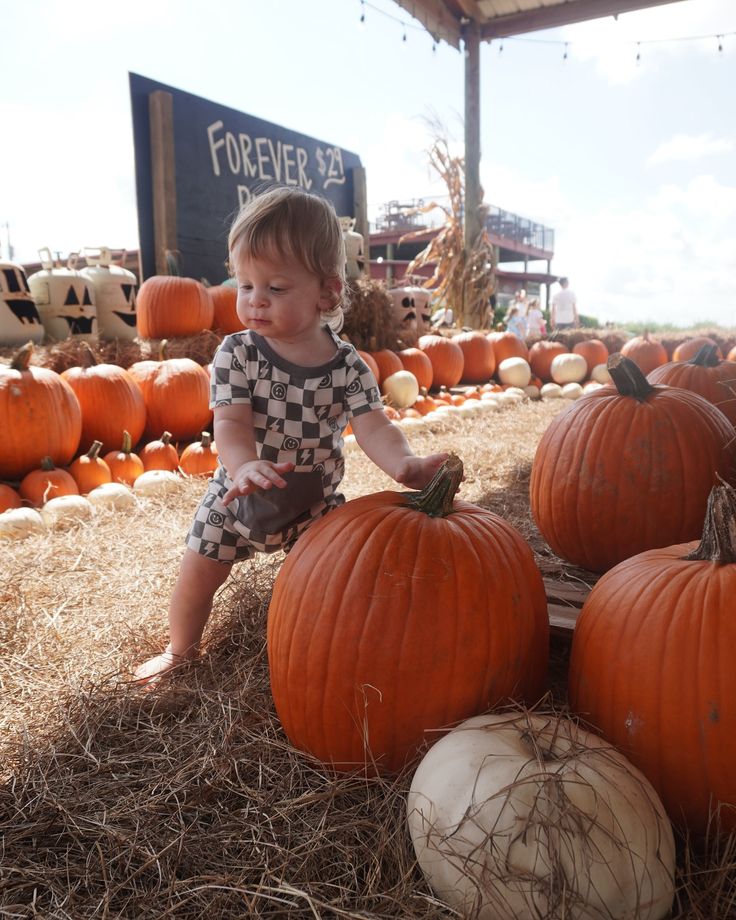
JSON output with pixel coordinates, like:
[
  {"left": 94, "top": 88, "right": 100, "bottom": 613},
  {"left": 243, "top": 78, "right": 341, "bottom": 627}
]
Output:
[{"left": 399, "top": 135, "right": 495, "bottom": 329}]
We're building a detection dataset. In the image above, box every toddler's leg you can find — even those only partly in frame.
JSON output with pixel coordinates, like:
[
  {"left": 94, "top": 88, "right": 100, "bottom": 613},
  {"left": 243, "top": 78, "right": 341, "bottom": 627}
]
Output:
[{"left": 134, "top": 549, "right": 232, "bottom": 683}]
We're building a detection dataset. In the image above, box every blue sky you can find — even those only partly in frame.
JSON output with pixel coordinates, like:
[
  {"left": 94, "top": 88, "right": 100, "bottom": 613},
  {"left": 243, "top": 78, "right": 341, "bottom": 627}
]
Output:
[{"left": 1, "top": 0, "right": 734, "bottom": 327}]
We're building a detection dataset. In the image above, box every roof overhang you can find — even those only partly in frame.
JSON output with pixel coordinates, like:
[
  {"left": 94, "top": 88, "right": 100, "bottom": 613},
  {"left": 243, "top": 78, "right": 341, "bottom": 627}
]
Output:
[{"left": 392, "top": 0, "right": 684, "bottom": 48}]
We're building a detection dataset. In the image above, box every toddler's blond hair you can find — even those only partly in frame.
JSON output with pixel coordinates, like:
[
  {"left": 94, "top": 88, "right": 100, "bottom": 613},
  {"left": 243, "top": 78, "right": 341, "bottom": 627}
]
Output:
[{"left": 228, "top": 186, "right": 348, "bottom": 328}]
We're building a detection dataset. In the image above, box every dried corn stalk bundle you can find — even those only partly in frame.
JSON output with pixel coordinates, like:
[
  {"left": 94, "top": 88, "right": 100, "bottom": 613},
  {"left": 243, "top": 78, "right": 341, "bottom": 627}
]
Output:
[
  {"left": 341, "top": 277, "right": 402, "bottom": 351},
  {"left": 400, "top": 135, "right": 495, "bottom": 329}
]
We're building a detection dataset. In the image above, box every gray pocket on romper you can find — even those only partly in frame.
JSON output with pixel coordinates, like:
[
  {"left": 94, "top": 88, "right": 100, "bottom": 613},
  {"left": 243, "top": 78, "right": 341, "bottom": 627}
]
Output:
[{"left": 236, "top": 469, "right": 325, "bottom": 534}]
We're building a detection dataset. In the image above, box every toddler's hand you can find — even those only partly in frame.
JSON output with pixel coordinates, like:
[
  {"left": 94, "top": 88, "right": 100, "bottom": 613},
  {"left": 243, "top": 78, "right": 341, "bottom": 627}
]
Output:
[
  {"left": 222, "top": 460, "right": 295, "bottom": 506},
  {"left": 395, "top": 452, "right": 450, "bottom": 491}
]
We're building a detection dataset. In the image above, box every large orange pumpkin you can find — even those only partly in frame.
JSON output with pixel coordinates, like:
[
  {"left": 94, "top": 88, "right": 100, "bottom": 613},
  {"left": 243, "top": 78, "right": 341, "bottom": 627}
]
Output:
[
  {"left": 672, "top": 335, "right": 722, "bottom": 363},
  {"left": 418, "top": 335, "right": 464, "bottom": 389},
  {"left": 0, "top": 343, "right": 82, "bottom": 480},
  {"left": 398, "top": 347, "right": 433, "bottom": 391},
  {"left": 267, "top": 455, "right": 549, "bottom": 774},
  {"left": 528, "top": 340, "right": 567, "bottom": 382},
  {"left": 136, "top": 275, "right": 214, "bottom": 339},
  {"left": 454, "top": 331, "right": 496, "bottom": 384},
  {"left": 368, "top": 349, "right": 402, "bottom": 386},
  {"left": 61, "top": 343, "right": 146, "bottom": 454},
  {"left": 209, "top": 284, "right": 242, "bottom": 335},
  {"left": 487, "top": 330, "right": 528, "bottom": 364},
  {"left": 530, "top": 354, "right": 736, "bottom": 572},
  {"left": 569, "top": 481, "right": 736, "bottom": 835},
  {"left": 647, "top": 344, "right": 736, "bottom": 426},
  {"left": 572, "top": 338, "right": 609, "bottom": 376},
  {"left": 127, "top": 341, "right": 212, "bottom": 441},
  {"left": 620, "top": 332, "right": 668, "bottom": 375}
]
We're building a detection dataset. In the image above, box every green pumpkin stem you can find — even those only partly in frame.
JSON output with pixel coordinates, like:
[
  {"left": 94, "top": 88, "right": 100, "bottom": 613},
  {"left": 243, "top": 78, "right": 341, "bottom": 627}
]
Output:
[
  {"left": 405, "top": 453, "right": 463, "bottom": 518},
  {"left": 608, "top": 353, "right": 655, "bottom": 400},
  {"left": 684, "top": 479, "right": 736, "bottom": 565},
  {"left": 10, "top": 341, "right": 34, "bottom": 372},
  {"left": 121, "top": 431, "right": 133, "bottom": 454},
  {"left": 86, "top": 440, "right": 103, "bottom": 460},
  {"left": 690, "top": 344, "right": 720, "bottom": 368}
]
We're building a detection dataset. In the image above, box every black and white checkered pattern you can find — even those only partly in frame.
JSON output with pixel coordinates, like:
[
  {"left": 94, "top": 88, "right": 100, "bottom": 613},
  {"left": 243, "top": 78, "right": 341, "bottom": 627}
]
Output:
[{"left": 186, "top": 328, "right": 382, "bottom": 562}]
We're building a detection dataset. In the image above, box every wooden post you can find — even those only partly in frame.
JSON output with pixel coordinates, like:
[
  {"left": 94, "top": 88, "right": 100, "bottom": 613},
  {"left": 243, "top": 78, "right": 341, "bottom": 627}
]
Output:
[
  {"left": 462, "top": 19, "right": 481, "bottom": 327},
  {"left": 352, "top": 166, "right": 369, "bottom": 276},
  {"left": 149, "top": 90, "right": 177, "bottom": 277}
]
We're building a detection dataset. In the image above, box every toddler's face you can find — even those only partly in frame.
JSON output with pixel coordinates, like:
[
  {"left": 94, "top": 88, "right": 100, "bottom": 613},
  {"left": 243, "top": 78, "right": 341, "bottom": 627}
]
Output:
[{"left": 231, "top": 244, "right": 337, "bottom": 342}]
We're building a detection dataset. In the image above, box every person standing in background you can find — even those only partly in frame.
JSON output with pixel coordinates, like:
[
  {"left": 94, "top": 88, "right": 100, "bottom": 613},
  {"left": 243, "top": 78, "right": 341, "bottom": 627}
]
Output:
[
  {"left": 504, "top": 304, "right": 527, "bottom": 340},
  {"left": 525, "top": 298, "right": 546, "bottom": 338},
  {"left": 550, "top": 277, "right": 579, "bottom": 330}
]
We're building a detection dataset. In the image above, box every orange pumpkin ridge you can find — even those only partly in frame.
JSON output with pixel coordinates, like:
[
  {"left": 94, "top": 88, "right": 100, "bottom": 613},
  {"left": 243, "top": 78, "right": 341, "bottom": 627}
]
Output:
[
  {"left": 136, "top": 275, "right": 214, "bottom": 339},
  {"left": 418, "top": 334, "right": 464, "bottom": 389}
]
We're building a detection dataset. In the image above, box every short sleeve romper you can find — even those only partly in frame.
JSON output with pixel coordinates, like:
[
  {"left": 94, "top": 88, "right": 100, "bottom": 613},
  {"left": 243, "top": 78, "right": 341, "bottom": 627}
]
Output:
[{"left": 186, "top": 327, "right": 382, "bottom": 563}]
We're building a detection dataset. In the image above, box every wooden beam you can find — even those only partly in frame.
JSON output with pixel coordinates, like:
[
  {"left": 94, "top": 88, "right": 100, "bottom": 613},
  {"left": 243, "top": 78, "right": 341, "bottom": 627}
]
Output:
[
  {"left": 480, "top": 0, "right": 683, "bottom": 40},
  {"left": 148, "top": 90, "right": 177, "bottom": 277},
  {"left": 463, "top": 19, "right": 481, "bottom": 254},
  {"left": 352, "top": 166, "right": 370, "bottom": 276},
  {"left": 392, "top": 0, "right": 462, "bottom": 48},
  {"left": 455, "top": 0, "right": 484, "bottom": 21}
]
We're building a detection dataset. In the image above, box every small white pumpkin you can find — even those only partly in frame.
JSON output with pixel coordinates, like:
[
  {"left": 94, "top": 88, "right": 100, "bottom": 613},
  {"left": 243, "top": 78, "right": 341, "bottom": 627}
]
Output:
[
  {"left": 583, "top": 380, "right": 604, "bottom": 394},
  {"left": 550, "top": 352, "right": 587, "bottom": 384},
  {"left": 590, "top": 362, "right": 613, "bottom": 384},
  {"left": 133, "top": 469, "right": 184, "bottom": 496},
  {"left": 398, "top": 415, "right": 425, "bottom": 428},
  {"left": 540, "top": 382, "right": 563, "bottom": 399},
  {"left": 561, "top": 381, "right": 584, "bottom": 400},
  {"left": 408, "top": 711, "right": 676, "bottom": 920},
  {"left": 0, "top": 507, "right": 46, "bottom": 540},
  {"left": 87, "top": 482, "right": 137, "bottom": 510},
  {"left": 41, "top": 494, "right": 93, "bottom": 528},
  {"left": 497, "top": 356, "right": 531, "bottom": 388},
  {"left": 381, "top": 370, "right": 419, "bottom": 409}
]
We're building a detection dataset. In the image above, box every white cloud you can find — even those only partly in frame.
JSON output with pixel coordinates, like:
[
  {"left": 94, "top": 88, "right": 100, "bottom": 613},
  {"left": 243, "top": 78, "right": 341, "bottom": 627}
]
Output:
[
  {"left": 648, "top": 133, "right": 735, "bottom": 165},
  {"left": 562, "top": 0, "right": 734, "bottom": 84},
  {"left": 555, "top": 174, "right": 736, "bottom": 327}
]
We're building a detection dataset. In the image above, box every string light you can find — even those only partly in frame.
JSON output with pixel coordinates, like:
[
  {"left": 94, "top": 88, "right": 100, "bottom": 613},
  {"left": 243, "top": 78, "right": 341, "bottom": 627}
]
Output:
[
  {"left": 403, "top": 28, "right": 407, "bottom": 42},
  {"left": 717, "top": 34, "right": 724, "bottom": 53},
  {"left": 359, "top": 0, "right": 365, "bottom": 27},
  {"left": 563, "top": 41, "right": 569, "bottom": 61},
  {"left": 636, "top": 41, "right": 641, "bottom": 64}
]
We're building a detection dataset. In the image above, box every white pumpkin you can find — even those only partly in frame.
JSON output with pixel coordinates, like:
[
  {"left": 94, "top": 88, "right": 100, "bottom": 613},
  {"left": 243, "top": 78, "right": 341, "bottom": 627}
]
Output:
[
  {"left": 550, "top": 352, "right": 587, "bottom": 384},
  {"left": 0, "top": 507, "right": 46, "bottom": 539},
  {"left": 381, "top": 370, "right": 419, "bottom": 409},
  {"left": 523, "top": 385, "right": 541, "bottom": 400},
  {"left": 41, "top": 494, "right": 93, "bottom": 527},
  {"left": 540, "top": 382, "right": 563, "bottom": 399},
  {"left": 408, "top": 711, "right": 676, "bottom": 920},
  {"left": 133, "top": 469, "right": 184, "bottom": 496},
  {"left": 590, "top": 362, "right": 613, "bottom": 384},
  {"left": 583, "top": 380, "right": 604, "bottom": 394},
  {"left": 0, "top": 261, "right": 45, "bottom": 346},
  {"left": 561, "top": 382, "right": 584, "bottom": 400},
  {"left": 497, "top": 356, "right": 531, "bottom": 388},
  {"left": 87, "top": 482, "right": 137, "bottom": 510}
]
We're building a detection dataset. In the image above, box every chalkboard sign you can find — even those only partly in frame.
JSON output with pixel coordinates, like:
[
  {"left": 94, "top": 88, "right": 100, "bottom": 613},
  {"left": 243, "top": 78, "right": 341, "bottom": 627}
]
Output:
[{"left": 129, "top": 73, "right": 364, "bottom": 283}]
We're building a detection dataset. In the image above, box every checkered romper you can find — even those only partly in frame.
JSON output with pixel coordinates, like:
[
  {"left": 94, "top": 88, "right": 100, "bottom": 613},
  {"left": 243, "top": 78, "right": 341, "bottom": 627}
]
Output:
[{"left": 186, "top": 327, "right": 382, "bottom": 563}]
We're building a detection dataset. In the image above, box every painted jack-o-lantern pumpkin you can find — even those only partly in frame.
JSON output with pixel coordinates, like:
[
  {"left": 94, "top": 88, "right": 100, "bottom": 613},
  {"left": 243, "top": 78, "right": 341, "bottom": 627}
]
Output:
[
  {"left": 339, "top": 217, "right": 365, "bottom": 280},
  {"left": 388, "top": 285, "right": 433, "bottom": 346},
  {"left": 80, "top": 247, "right": 138, "bottom": 340},
  {"left": 0, "top": 261, "right": 44, "bottom": 346},
  {"left": 27, "top": 249, "right": 98, "bottom": 342}
]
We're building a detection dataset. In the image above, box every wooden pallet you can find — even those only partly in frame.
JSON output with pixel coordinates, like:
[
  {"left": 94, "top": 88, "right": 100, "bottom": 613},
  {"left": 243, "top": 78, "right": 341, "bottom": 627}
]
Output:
[{"left": 544, "top": 577, "right": 592, "bottom": 638}]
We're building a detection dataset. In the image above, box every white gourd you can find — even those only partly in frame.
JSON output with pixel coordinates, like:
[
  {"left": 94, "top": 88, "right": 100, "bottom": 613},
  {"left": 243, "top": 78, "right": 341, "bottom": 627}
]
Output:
[
  {"left": 540, "top": 382, "right": 563, "bottom": 399},
  {"left": 133, "top": 470, "right": 184, "bottom": 496},
  {"left": 590, "top": 362, "right": 613, "bottom": 384},
  {"left": 550, "top": 352, "right": 587, "bottom": 384},
  {"left": 41, "top": 494, "right": 93, "bottom": 528},
  {"left": 0, "top": 507, "right": 46, "bottom": 539},
  {"left": 407, "top": 712, "right": 676, "bottom": 920},
  {"left": 497, "top": 357, "right": 531, "bottom": 388},
  {"left": 561, "top": 382, "right": 584, "bottom": 400},
  {"left": 87, "top": 482, "right": 137, "bottom": 510},
  {"left": 381, "top": 370, "right": 419, "bottom": 409}
]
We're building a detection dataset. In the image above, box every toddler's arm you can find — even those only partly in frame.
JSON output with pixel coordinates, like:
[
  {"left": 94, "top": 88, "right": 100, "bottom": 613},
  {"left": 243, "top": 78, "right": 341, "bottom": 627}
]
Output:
[
  {"left": 350, "top": 409, "right": 447, "bottom": 490},
  {"left": 214, "top": 404, "right": 294, "bottom": 506}
]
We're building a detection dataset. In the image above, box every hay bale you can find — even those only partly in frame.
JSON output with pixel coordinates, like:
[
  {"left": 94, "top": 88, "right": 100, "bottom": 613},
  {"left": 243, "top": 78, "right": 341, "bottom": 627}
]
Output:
[{"left": 342, "top": 278, "right": 402, "bottom": 352}]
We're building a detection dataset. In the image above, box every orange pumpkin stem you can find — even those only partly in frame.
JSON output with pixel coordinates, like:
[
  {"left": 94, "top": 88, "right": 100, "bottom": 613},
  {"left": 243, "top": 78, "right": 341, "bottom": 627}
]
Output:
[
  {"left": 86, "top": 440, "right": 103, "bottom": 460},
  {"left": 10, "top": 341, "right": 34, "bottom": 372},
  {"left": 200, "top": 431, "right": 212, "bottom": 449},
  {"left": 607, "top": 353, "right": 655, "bottom": 400},
  {"left": 690, "top": 344, "right": 720, "bottom": 368},
  {"left": 684, "top": 480, "right": 736, "bottom": 565},
  {"left": 406, "top": 453, "right": 463, "bottom": 518},
  {"left": 158, "top": 340, "right": 169, "bottom": 361},
  {"left": 120, "top": 430, "right": 133, "bottom": 454},
  {"left": 79, "top": 342, "right": 100, "bottom": 368},
  {"left": 40, "top": 456, "right": 56, "bottom": 471}
]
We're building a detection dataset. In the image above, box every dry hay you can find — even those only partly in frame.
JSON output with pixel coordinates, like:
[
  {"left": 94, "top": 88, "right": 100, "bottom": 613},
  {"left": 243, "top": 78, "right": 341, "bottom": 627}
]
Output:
[
  {"left": 0, "top": 331, "right": 223, "bottom": 373},
  {"left": 1, "top": 402, "right": 734, "bottom": 918},
  {"left": 342, "top": 278, "right": 403, "bottom": 353}
]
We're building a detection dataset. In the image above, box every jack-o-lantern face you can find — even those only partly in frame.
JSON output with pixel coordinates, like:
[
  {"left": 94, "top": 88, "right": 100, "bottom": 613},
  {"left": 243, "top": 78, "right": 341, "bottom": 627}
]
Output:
[
  {"left": 0, "top": 263, "right": 44, "bottom": 345},
  {"left": 389, "top": 286, "right": 433, "bottom": 345},
  {"left": 95, "top": 279, "right": 138, "bottom": 340},
  {"left": 29, "top": 274, "right": 98, "bottom": 342}
]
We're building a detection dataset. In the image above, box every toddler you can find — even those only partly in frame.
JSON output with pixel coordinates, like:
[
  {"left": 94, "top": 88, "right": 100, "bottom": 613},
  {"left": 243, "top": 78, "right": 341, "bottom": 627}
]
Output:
[{"left": 135, "top": 186, "right": 447, "bottom": 682}]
